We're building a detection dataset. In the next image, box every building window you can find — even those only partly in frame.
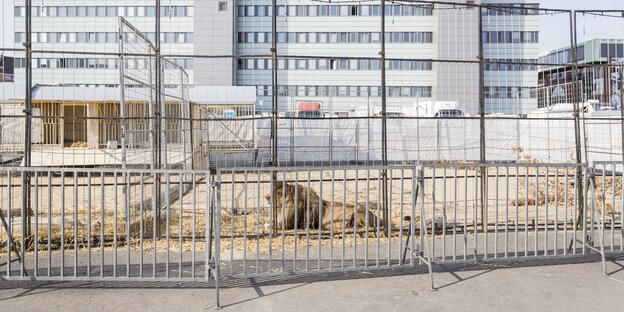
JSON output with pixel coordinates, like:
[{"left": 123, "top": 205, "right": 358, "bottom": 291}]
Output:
[{"left": 218, "top": 2, "right": 227, "bottom": 12}]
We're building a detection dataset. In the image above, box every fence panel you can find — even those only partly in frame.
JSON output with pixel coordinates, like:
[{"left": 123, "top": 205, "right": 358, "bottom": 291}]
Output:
[{"left": 0, "top": 167, "right": 216, "bottom": 281}]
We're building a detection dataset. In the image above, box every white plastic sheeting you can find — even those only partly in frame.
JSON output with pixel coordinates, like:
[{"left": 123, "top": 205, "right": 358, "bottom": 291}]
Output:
[{"left": 250, "top": 117, "right": 624, "bottom": 165}]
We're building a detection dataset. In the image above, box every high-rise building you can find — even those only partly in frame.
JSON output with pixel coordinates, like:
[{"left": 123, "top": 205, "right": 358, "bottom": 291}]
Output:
[
  {"left": 11, "top": 0, "right": 540, "bottom": 115},
  {"left": 196, "top": 0, "right": 540, "bottom": 115}
]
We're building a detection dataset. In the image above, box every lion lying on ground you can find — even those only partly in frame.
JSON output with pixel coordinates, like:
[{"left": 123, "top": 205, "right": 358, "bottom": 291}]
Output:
[{"left": 266, "top": 181, "right": 378, "bottom": 231}]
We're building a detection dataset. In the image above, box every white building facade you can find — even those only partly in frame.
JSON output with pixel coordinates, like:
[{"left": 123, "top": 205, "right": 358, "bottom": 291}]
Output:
[
  {"left": 10, "top": 0, "right": 540, "bottom": 115},
  {"left": 13, "top": 0, "right": 195, "bottom": 87}
]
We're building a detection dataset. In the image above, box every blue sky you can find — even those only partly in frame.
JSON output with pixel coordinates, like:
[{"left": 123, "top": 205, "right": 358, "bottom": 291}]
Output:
[{"left": 1, "top": 0, "right": 623, "bottom": 55}]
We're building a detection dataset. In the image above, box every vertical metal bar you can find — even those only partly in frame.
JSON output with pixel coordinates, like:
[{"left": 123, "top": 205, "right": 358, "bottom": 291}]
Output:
[
  {"left": 478, "top": 3, "right": 487, "bottom": 233},
  {"left": 564, "top": 168, "right": 569, "bottom": 255},
  {"left": 387, "top": 169, "right": 392, "bottom": 266},
  {"left": 140, "top": 173, "right": 145, "bottom": 278},
  {"left": 127, "top": 173, "right": 132, "bottom": 278},
  {"left": 453, "top": 167, "right": 457, "bottom": 261},
  {"left": 294, "top": 171, "right": 298, "bottom": 271},
  {"left": 34, "top": 171, "right": 39, "bottom": 277},
  {"left": 243, "top": 171, "right": 247, "bottom": 275},
  {"left": 545, "top": 169, "right": 549, "bottom": 256},
  {"left": 329, "top": 171, "right": 335, "bottom": 269},
  {"left": 535, "top": 166, "right": 539, "bottom": 256},
  {"left": 215, "top": 171, "right": 222, "bottom": 309},
  {"left": 48, "top": 172, "right": 52, "bottom": 277},
  {"left": 230, "top": 172, "right": 235, "bottom": 275},
  {"left": 620, "top": 68, "right": 624, "bottom": 162},
  {"left": 410, "top": 168, "right": 416, "bottom": 266},
  {"left": 399, "top": 169, "right": 404, "bottom": 265},
  {"left": 484, "top": 166, "right": 489, "bottom": 259},
  {"left": 73, "top": 172, "right": 78, "bottom": 277},
  {"left": 342, "top": 170, "right": 347, "bottom": 269},
  {"left": 86, "top": 172, "right": 91, "bottom": 278},
  {"left": 166, "top": 174, "right": 170, "bottom": 277},
  {"left": 61, "top": 172, "right": 65, "bottom": 277},
  {"left": 611, "top": 165, "right": 616, "bottom": 251},
  {"left": 380, "top": 0, "right": 389, "bottom": 232},
  {"left": 271, "top": 0, "right": 278, "bottom": 171},
  {"left": 464, "top": 168, "right": 468, "bottom": 260},
  {"left": 179, "top": 175, "right": 183, "bottom": 278},
  {"left": 377, "top": 170, "right": 381, "bottom": 267},
  {"left": 620, "top": 165, "right": 623, "bottom": 252},
  {"left": 366, "top": 169, "right": 370, "bottom": 268},
  {"left": 206, "top": 173, "right": 213, "bottom": 280},
  {"left": 318, "top": 170, "right": 323, "bottom": 270},
  {"left": 154, "top": 0, "right": 163, "bottom": 237},
  {"left": 583, "top": 166, "right": 588, "bottom": 255},
  {"left": 555, "top": 169, "right": 559, "bottom": 255},
  {"left": 354, "top": 169, "right": 358, "bottom": 268},
  {"left": 281, "top": 170, "right": 286, "bottom": 272},
  {"left": 442, "top": 168, "right": 446, "bottom": 261},
  {"left": 6, "top": 171, "right": 12, "bottom": 277},
  {"left": 256, "top": 170, "right": 261, "bottom": 274},
  {"left": 113, "top": 172, "right": 118, "bottom": 277},
  {"left": 23, "top": 0, "right": 33, "bottom": 249},
  {"left": 100, "top": 172, "right": 105, "bottom": 277},
  {"left": 513, "top": 166, "right": 518, "bottom": 257},
  {"left": 306, "top": 171, "right": 310, "bottom": 271},
  {"left": 431, "top": 168, "right": 436, "bottom": 259},
  {"left": 153, "top": 172, "right": 158, "bottom": 278},
  {"left": 570, "top": 12, "right": 586, "bottom": 251},
  {"left": 269, "top": 171, "right": 273, "bottom": 273},
  {"left": 474, "top": 167, "right": 478, "bottom": 259},
  {"left": 118, "top": 20, "right": 127, "bottom": 171},
  {"left": 573, "top": 168, "right": 578, "bottom": 255},
  {"left": 497, "top": 167, "right": 501, "bottom": 258}
]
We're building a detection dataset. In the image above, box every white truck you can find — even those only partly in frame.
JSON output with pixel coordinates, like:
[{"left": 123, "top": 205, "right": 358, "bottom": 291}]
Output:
[{"left": 408, "top": 101, "right": 466, "bottom": 117}]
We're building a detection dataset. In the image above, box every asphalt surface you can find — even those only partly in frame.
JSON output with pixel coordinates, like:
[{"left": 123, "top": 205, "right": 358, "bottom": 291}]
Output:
[{"left": 1, "top": 254, "right": 623, "bottom": 312}]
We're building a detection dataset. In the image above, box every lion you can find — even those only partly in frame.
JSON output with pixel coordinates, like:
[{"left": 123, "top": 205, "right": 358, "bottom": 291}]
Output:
[{"left": 265, "top": 181, "right": 378, "bottom": 231}]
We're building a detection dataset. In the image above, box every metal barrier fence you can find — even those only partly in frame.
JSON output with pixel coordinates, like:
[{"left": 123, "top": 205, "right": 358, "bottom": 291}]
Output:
[
  {"left": 0, "top": 163, "right": 621, "bottom": 308},
  {"left": 212, "top": 162, "right": 617, "bottom": 301},
  {"left": 416, "top": 162, "right": 611, "bottom": 289},
  {"left": 0, "top": 167, "right": 217, "bottom": 284}
]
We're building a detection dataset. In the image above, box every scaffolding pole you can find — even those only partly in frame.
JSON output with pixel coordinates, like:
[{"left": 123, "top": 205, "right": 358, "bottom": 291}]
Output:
[
  {"left": 380, "top": 0, "right": 389, "bottom": 231},
  {"left": 271, "top": 0, "right": 279, "bottom": 236},
  {"left": 478, "top": 7, "right": 487, "bottom": 231},
  {"left": 154, "top": 0, "right": 163, "bottom": 235}
]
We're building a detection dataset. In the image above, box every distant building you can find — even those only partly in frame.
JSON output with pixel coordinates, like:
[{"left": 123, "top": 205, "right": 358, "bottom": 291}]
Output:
[
  {"left": 11, "top": 0, "right": 541, "bottom": 115},
  {"left": 538, "top": 39, "right": 624, "bottom": 108},
  {"left": 0, "top": 55, "right": 14, "bottom": 82}
]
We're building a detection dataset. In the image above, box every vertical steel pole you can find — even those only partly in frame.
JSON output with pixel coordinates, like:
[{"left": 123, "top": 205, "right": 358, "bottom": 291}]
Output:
[
  {"left": 620, "top": 68, "right": 624, "bottom": 161},
  {"left": 381, "top": 0, "right": 389, "bottom": 230},
  {"left": 569, "top": 11, "right": 586, "bottom": 251},
  {"left": 118, "top": 19, "right": 130, "bottom": 232},
  {"left": 271, "top": 0, "right": 279, "bottom": 235},
  {"left": 478, "top": 5, "right": 486, "bottom": 231},
  {"left": 154, "top": 0, "right": 162, "bottom": 235},
  {"left": 23, "top": 0, "right": 33, "bottom": 245}
]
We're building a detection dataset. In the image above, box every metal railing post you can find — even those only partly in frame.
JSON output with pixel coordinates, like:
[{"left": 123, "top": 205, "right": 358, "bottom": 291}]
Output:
[
  {"left": 271, "top": 0, "right": 279, "bottom": 235},
  {"left": 381, "top": 0, "right": 389, "bottom": 231},
  {"left": 478, "top": 5, "right": 487, "bottom": 231},
  {"left": 154, "top": 0, "right": 163, "bottom": 235}
]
